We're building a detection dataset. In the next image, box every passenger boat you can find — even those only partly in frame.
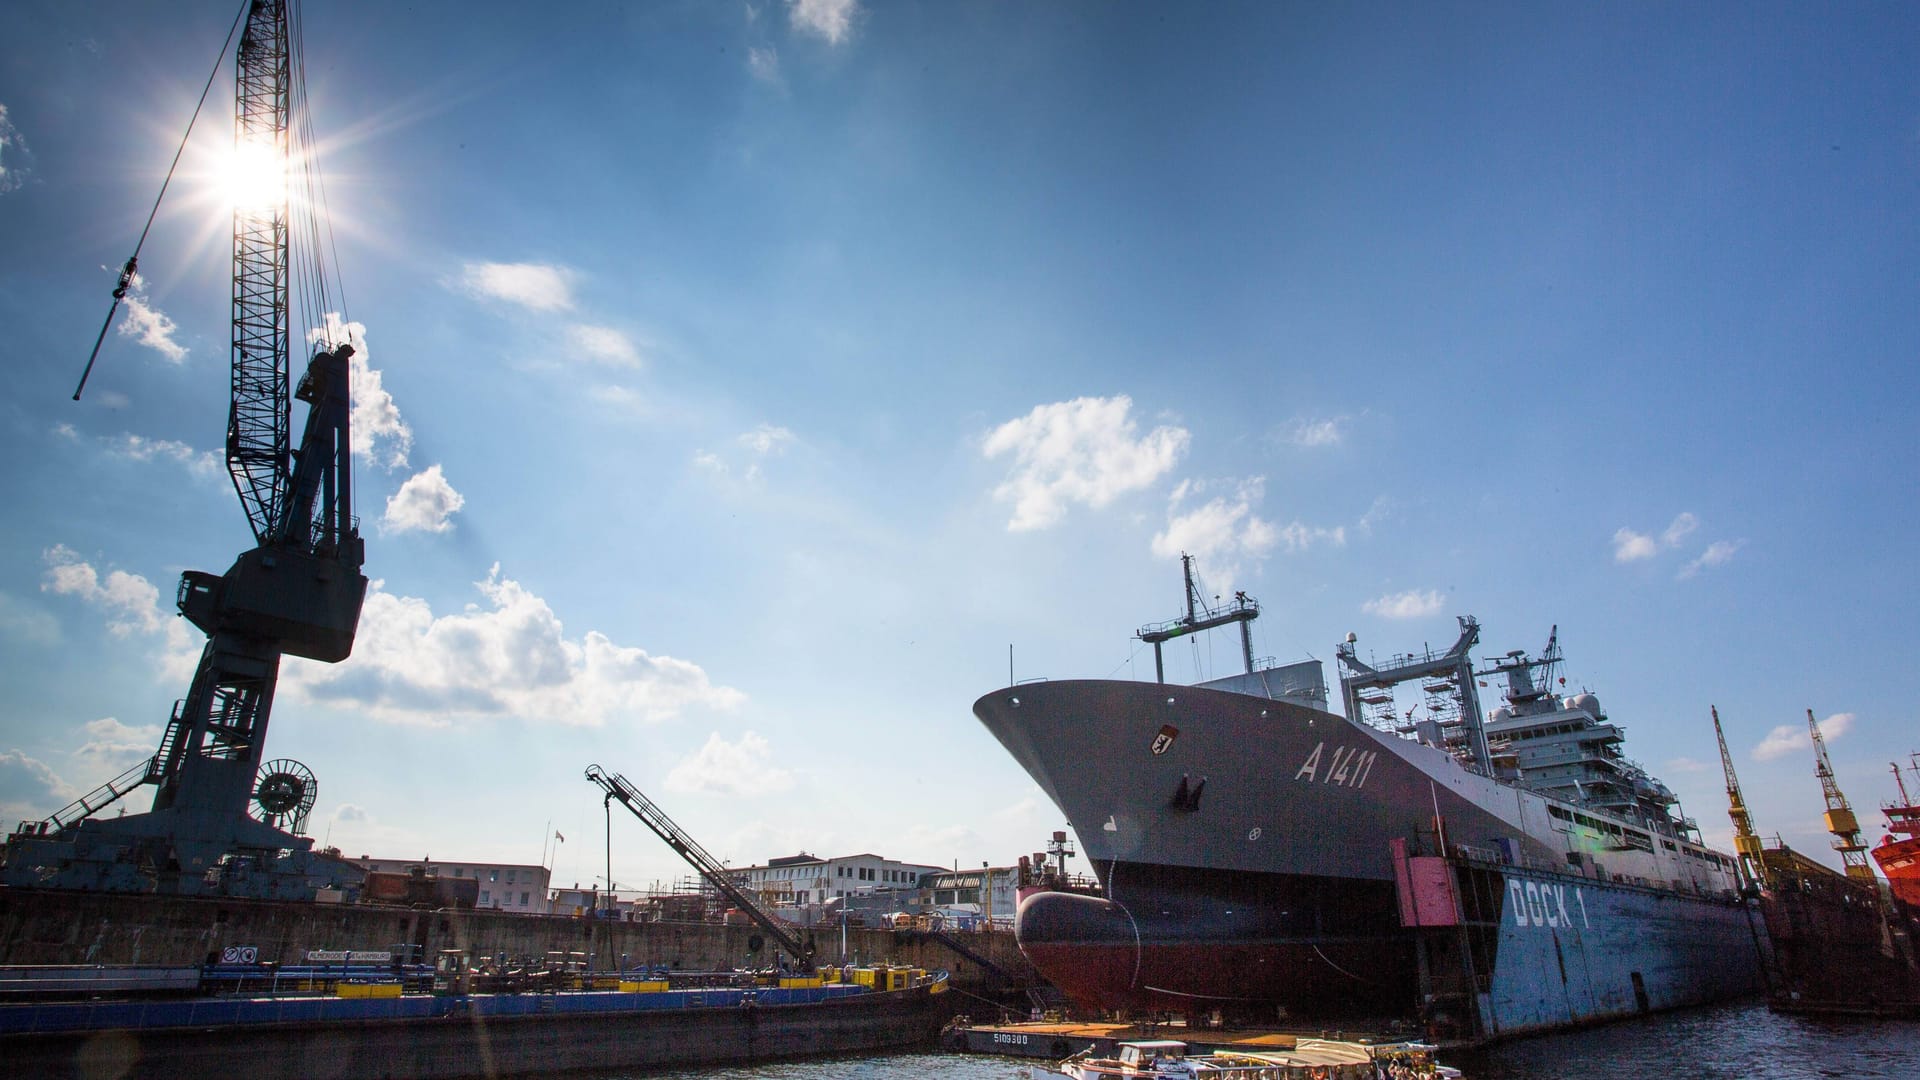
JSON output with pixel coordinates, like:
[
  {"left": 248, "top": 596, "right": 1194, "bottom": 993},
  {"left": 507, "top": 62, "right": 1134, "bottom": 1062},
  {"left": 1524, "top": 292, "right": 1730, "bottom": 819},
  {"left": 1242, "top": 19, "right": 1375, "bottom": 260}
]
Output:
[{"left": 1056, "top": 1038, "right": 1458, "bottom": 1079}]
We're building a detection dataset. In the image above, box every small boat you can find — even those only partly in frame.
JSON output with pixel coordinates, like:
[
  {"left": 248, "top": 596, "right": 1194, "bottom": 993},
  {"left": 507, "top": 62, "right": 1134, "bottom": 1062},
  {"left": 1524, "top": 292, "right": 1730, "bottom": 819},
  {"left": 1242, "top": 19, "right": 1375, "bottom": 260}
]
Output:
[{"left": 1057, "top": 1039, "right": 1460, "bottom": 1080}]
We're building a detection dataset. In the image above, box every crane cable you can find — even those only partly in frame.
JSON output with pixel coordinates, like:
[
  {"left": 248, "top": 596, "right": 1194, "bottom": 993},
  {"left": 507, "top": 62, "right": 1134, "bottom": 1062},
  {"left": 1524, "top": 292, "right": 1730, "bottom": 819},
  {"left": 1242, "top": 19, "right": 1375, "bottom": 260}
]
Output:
[
  {"left": 72, "top": 0, "right": 252, "bottom": 402},
  {"left": 286, "top": 0, "right": 350, "bottom": 346}
]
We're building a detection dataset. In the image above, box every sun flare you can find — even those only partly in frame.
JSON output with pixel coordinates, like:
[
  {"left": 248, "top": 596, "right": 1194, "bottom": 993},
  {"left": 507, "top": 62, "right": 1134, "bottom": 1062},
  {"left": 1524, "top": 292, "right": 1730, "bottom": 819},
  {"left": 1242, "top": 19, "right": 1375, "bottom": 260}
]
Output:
[{"left": 223, "top": 137, "right": 287, "bottom": 212}]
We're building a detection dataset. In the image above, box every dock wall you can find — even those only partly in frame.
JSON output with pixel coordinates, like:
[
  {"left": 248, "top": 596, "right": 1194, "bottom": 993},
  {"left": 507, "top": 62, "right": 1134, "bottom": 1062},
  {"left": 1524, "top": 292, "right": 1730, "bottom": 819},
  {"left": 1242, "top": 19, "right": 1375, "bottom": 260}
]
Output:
[{"left": 0, "top": 888, "right": 1035, "bottom": 993}]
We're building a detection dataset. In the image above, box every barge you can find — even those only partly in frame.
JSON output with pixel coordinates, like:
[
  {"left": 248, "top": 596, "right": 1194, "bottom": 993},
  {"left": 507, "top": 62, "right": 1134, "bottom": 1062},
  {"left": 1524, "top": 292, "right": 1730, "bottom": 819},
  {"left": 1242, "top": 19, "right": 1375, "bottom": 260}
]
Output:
[{"left": 0, "top": 961, "right": 949, "bottom": 1079}]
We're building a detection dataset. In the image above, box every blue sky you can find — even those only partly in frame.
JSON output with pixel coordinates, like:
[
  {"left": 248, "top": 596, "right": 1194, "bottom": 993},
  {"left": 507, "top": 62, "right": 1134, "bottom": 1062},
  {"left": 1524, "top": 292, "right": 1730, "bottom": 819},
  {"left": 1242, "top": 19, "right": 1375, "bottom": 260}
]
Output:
[{"left": 1, "top": 2, "right": 1915, "bottom": 892}]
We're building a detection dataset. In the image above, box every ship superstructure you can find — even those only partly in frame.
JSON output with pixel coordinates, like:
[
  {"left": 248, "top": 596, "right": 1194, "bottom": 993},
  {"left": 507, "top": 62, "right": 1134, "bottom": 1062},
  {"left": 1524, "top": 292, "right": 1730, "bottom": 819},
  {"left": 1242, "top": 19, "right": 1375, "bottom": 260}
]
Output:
[
  {"left": 974, "top": 561, "right": 1760, "bottom": 1041},
  {"left": 1874, "top": 754, "right": 1920, "bottom": 913}
]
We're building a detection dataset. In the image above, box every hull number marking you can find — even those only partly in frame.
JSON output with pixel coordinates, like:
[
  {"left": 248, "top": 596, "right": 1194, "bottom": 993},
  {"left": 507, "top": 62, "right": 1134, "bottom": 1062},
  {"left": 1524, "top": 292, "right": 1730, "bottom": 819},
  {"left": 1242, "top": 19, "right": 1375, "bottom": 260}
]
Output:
[
  {"left": 1508, "top": 879, "right": 1592, "bottom": 930},
  {"left": 1291, "top": 742, "right": 1379, "bottom": 790}
]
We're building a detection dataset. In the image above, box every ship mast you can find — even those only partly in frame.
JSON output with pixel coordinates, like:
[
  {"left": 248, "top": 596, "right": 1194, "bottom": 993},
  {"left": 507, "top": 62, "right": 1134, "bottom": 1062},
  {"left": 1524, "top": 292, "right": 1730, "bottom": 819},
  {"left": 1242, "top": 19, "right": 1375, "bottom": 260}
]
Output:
[
  {"left": 1135, "top": 553, "right": 1259, "bottom": 683},
  {"left": 1807, "top": 708, "right": 1875, "bottom": 882},
  {"left": 1712, "top": 706, "right": 1767, "bottom": 889}
]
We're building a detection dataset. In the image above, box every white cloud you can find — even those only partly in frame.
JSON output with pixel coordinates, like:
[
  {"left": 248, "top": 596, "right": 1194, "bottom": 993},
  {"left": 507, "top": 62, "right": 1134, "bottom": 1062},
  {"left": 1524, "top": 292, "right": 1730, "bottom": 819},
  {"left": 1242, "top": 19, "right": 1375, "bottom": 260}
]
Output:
[
  {"left": 1752, "top": 712, "right": 1854, "bottom": 762},
  {"left": 1611, "top": 527, "right": 1658, "bottom": 563},
  {"left": 285, "top": 565, "right": 745, "bottom": 728},
  {"left": 0, "top": 750, "right": 70, "bottom": 822},
  {"left": 310, "top": 314, "right": 413, "bottom": 470},
  {"left": 73, "top": 717, "right": 162, "bottom": 769},
  {"left": 1151, "top": 478, "right": 1277, "bottom": 585},
  {"left": 592, "top": 385, "right": 647, "bottom": 412},
  {"left": 1362, "top": 589, "right": 1445, "bottom": 620},
  {"left": 103, "top": 434, "right": 220, "bottom": 477},
  {"left": 0, "top": 103, "right": 31, "bottom": 194},
  {"left": 983, "top": 395, "right": 1189, "bottom": 531},
  {"left": 0, "top": 591, "right": 59, "bottom": 645},
  {"left": 568, "top": 324, "right": 642, "bottom": 367},
  {"left": 1356, "top": 495, "right": 1393, "bottom": 537},
  {"left": 739, "top": 424, "right": 795, "bottom": 456},
  {"left": 1680, "top": 539, "right": 1744, "bottom": 580},
  {"left": 748, "top": 45, "right": 781, "bottom": 83},
  {"left": 695, "top": 425, "right": 799, "bottom": 485},
  {"left": 788, "top": 0, "right": 858, "bottom": 44},
  {"left": 1614, "top": 512, "right": 1711, "bottom": 566},
  {"left": 460, "top": 261, "right": 575, "bottom": 312},
  {"left": 116, "top": 275, "right": 187, "bottom": 363},
  {"left": 664, "top": 731, "right": 796, "bottom": 796},
  {"left": 41, "top": 545, "right": 167, "bottom": 637},
  {"left": 383, "top": 465, "right": 465, "bottom": 534},
  {"left": 1276, "top": 521, "right": 1346, "bottom": 553},
  {"left": 39, "top": 546, "right": 203, "bottom": 678},
  {"left": 1286, "top": 416, "right": 1345, "bottom": 448},
  {"left": 1662, "top": 512, "right": 1699, "bottom": 547},
  {"left": 1664, "top": 756, "right": 1710, "bottom": 774}
]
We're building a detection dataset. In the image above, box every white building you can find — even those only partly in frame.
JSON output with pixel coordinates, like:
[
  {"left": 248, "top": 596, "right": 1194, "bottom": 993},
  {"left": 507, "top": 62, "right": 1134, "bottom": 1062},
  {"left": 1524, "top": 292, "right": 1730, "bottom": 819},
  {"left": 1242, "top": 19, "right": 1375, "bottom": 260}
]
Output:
[
  {"left": 352, "top": 856, "right": 551, "bottom": 914},
  {"left": 729, "top": 852, "right": 947, "bottom": 905}
]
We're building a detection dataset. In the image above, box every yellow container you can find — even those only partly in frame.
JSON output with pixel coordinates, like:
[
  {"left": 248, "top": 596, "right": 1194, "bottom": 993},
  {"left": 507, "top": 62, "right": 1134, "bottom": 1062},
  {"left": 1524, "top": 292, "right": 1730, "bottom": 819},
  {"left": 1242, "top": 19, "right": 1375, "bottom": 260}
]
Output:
[
  {"left": 778, "top": 976, "right": 823, "bottom": 989},
  {"left": 851, "top": 968, "right": 877, "bottom": 987},
  {"left": 336, "top": 982, "right": 402, "bottom": 999},
  {"left": 620, "top": 980, "right": 670, "bottom": 993}
]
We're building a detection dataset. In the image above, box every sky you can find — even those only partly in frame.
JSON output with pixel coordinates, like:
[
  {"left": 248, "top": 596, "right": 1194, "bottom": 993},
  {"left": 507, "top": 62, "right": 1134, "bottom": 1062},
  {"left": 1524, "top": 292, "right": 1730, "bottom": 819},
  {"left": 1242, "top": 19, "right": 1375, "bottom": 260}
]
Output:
[{"left": 1, "top": 1, "right": 1916, "bottom": 894}]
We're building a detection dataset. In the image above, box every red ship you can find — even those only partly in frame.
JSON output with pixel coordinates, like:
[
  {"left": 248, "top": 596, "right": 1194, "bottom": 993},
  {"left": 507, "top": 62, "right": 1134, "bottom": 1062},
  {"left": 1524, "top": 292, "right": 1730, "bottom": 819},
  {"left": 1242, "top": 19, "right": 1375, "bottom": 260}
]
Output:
[{"left": 1871, "top": 754, "right": 1920, "bottom": 914}]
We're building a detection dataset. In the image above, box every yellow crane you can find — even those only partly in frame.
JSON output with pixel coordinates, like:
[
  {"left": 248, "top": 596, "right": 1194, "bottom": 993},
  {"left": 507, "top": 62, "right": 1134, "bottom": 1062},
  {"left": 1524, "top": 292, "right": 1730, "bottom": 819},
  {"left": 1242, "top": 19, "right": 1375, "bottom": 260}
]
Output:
[
  {"left": 1712, "top": 706, "right": 1768, "bottom": 889},
  {"left": 1807, "top": 708, "right": 1876, "bottom": 882}
]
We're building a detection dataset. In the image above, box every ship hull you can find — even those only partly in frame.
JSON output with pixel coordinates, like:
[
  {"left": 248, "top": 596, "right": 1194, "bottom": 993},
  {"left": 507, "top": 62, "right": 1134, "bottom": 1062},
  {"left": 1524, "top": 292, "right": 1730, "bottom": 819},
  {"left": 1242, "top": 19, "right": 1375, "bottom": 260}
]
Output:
[
  {"left": 976, "top": 678, "right": 1763, "bottom": 1034},
  {"left": 1872, "top": 835, "right": 1920, "bottom": 913}
]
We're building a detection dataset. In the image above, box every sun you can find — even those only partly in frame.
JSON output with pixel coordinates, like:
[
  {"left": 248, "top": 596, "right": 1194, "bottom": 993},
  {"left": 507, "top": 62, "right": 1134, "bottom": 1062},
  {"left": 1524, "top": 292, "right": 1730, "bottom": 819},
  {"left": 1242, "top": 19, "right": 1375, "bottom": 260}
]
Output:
[{"left": 222, "top": 136, "right": 287, "bottom": 212}]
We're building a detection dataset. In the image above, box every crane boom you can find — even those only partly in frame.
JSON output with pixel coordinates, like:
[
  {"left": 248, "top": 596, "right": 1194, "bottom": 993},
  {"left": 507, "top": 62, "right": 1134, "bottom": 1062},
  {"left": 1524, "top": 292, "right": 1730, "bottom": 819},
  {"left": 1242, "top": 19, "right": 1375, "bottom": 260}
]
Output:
[
  {"left": 1808, "top": 708, "right": 1875, "bottom": 882},
  {"left": 1712, "top": 706, "right": 1767, "bottom": 888},
  {"left": 586, "top": 766, "right": 814, "bottom": 964},
  {"left": 230, "top": 0, "right": 293, "bottom": 544}
]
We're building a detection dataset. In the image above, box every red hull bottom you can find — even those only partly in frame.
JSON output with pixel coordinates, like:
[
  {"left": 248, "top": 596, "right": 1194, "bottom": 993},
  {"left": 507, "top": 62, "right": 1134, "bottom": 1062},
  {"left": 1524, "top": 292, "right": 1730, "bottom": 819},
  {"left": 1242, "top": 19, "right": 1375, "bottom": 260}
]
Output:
[{"left": 1020, "top": 939, "right": 1416, "bottom": 1018}]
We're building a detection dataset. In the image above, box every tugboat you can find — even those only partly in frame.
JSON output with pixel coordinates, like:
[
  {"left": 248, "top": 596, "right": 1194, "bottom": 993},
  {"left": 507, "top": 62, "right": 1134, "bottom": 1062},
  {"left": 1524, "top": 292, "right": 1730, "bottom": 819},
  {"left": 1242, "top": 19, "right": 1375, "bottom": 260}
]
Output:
[{"left": 1057, "top": 1038, "right": 1458, "bottom": 1079}]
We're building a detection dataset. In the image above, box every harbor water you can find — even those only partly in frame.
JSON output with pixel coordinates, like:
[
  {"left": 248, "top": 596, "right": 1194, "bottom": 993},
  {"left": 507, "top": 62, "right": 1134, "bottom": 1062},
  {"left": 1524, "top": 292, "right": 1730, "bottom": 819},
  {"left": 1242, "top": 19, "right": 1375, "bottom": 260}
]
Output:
[{"left": 580, "top": 1002, "right": 1916, "bottom": 1079}]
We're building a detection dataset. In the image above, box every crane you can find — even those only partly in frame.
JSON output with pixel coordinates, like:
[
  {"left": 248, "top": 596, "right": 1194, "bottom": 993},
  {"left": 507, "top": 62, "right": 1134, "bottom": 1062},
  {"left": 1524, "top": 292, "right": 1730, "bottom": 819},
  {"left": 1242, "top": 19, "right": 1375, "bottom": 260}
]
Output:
[
  {"left": 1711, "top": 706, "right": 1767, "bottom": 889},
  {"left": 586, "top": 766, "right": 816, "bottom": 966},
  {"left": 3, "top": 0, "right": 365, "bottom": 899},
  {"left": 1807, "top": 708, "right": 1875, "bottom": 883}
]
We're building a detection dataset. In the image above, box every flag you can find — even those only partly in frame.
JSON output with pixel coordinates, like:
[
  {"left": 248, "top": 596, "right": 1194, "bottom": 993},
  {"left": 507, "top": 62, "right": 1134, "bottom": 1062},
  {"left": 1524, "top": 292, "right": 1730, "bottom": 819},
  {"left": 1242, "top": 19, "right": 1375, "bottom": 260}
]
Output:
[{"left": 555, "top": 831, "right": 565, "bottom": 843}]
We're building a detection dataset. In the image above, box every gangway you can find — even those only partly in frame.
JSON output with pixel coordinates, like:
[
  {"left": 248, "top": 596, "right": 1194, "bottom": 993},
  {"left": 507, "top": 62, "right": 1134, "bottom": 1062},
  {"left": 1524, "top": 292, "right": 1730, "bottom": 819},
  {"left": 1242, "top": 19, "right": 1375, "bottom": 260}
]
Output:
[
  {"left": 585, "top": 765, "right": 814, "bottom": 964},
  {"left": 8, "top": 756, "right": 157, "bottom": 843}
]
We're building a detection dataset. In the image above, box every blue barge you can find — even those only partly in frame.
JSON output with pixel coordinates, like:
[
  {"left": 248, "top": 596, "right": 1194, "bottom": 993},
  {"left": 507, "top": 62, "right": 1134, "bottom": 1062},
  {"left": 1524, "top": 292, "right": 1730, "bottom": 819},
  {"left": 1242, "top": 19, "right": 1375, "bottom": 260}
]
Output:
[{"left": 0, "top": 966, "right": 950, "bottom": 1079}]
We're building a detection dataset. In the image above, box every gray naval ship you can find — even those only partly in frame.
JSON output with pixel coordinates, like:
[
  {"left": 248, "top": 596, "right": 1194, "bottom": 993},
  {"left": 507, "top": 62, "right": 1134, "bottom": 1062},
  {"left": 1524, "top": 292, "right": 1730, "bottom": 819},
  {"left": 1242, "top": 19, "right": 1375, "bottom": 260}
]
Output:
[{"left": 974, "top": 557, "right": 1762, "bottom": 1038}]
